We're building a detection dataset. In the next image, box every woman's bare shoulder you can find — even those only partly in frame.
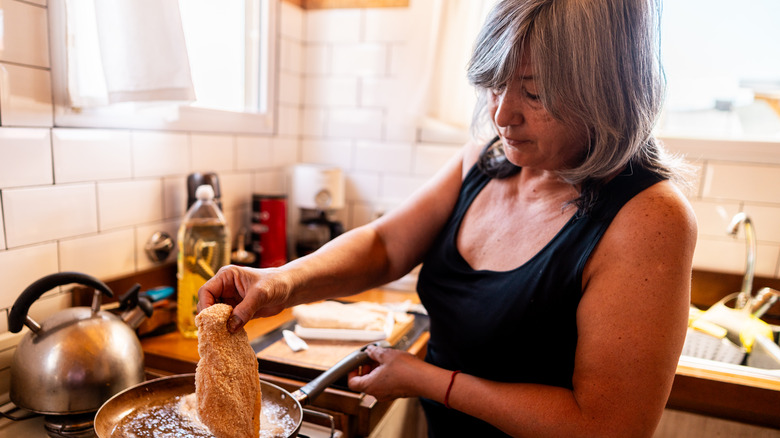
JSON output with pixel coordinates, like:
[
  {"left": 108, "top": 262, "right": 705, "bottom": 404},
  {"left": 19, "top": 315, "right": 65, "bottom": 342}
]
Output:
[
  {"left": 617, "top": 180, "right": 697, "bottom": 239},
  {"left": 585, "top": 179, "right": 697, "bottom": 285}
]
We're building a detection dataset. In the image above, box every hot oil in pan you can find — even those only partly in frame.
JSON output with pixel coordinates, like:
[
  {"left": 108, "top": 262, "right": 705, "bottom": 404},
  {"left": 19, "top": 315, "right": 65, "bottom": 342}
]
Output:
[{"left": 110, "top": 393, "right": 296, "bottom": 438}]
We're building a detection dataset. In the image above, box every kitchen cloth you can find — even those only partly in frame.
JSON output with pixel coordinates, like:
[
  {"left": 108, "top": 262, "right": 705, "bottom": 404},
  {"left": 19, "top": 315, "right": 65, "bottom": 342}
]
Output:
[
  {"left": 92, "top": 0, "right": 195, "bottom": 103},
  {"left": 292, "top": 301, "right": 412, "bottom": 331}
]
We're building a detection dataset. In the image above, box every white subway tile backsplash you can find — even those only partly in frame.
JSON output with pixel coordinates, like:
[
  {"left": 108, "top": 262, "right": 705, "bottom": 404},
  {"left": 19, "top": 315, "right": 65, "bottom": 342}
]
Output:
[
  {"left": 345, "top": 171, "right": 380, "bottom": 203},
  {"left": 277, "top": 104, "right": 302, "bottom": 137},
  {"left": 355, "top": 141, "right": 412, "bottom": 173},
  {"left": 693, "top": 237, "right": 780, "bottom": 278},
  {"left": 0, "top": 243, "right": 58, "bottom": 309},
  {"left": 305, "top": 9, "right": 362, "bottom": 43},
  {"left": 191, "top": 134, "right": 235, "bottom": 173},
  {"left": 280, "top": 38, "right": 304, "bottom": 74},
  {"left": 131, "top": 131, "right": 190, "bottom": 178},
  {"left": 349, "top": 202, "right": 378, "bottom": 229},
  {"left": 302, "top": 108, "right": 328, "bottom": 137},
  {"left": 59, "top": 229, "right": 136, "bottom": 280},
  {"left": 0, "top": 63, "right": 53, "bottom": 127},
  {"left": 301, "top": 139, "right": 354, "bottom": 169},
  {"left": 361, "top": 77, "right": 395, "bottom": 108},
  {"left": 252, "top": 170, "right": 287, "bottom": 196},
  {"left": 304, "top": 77, "right": 359, "bottom": 107},
  {"left": 418, "top": 119, "right": 470, "bottom": 144},
  {"left": 0, "top": 202, "right": 5, "bottom": 250},
  {"left": 223, "top": 206, "right": 251, "bottom": 245},
  {"left": 219, "top": 172, "right": 253, "bottom": 212},
  {"left": 689, "top": 200, "right": 741, "bottom": 239},
  {"left": 135, "top": 219, "right": 179, "bottom": 272},
  {"left": 0, "top": 0, "right": 779, "bottom": 338},
  {"left": 279, "top": 72, "right": 303, "bottom": 106},
  {"left": 332, "top": 44, "right": 388, "bottom": 76},
  {"left": 280, "top": 0, "right": 304, "bottom": 41},
  {"left": 381, "top": 174, "right": 427, "bottom": 202},
  {"left": 52, "top": 128, "right": 132, "bottom": 183},
  {"left": 364, "top": 8, "right": 413, "bottom": 43},
  {"left": 685, "top": 160, "right": 704, "bottom": 198},
  {"left": 0, "top": 0, "right": 49, "bottom": 68},
  {"left": 0, "top": 128, "right": 52, "bottom": 188},
  {"left": 3, "top": 184, "right": 97, "bottom": 248},
  {"left": 272, "top": 137, "right": 299, "bottom": 167},
  {"left": 327, "top": 108, "right": 383, "bottom": 140},
  {"left": 236, "top": 136, "right": 274, "bottom": 171},
  {"left": 97, "top": 179, "right": 163, "bottom": 231},
  {"left": 414, "top": 143, "right": 460, "bottom": 176},
  {"left": 702, "top": 162, "right": 780, "bottom": 204},
  {"left": 304, "top": 44, "right": 331, "bottom": 75},
  {"left": 384, "top": 118, "right": 419, "bottom": 143},
  {"left": 743, "top": 204, "right": 780, "bottom": 243},
  {"left": 163, "top": 176, "right": 188, "bottom": 220}
]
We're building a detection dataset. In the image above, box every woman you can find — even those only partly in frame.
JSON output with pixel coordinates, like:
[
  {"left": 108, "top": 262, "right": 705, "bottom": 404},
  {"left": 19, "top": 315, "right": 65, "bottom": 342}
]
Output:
[{"left": 198, "top": 0, "right": 697, "bottom": 436}]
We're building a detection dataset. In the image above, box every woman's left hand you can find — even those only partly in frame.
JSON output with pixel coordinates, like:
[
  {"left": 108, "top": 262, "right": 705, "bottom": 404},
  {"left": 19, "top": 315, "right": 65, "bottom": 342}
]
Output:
[{"left": 348, "top": 345, "right": 423, "bottom": 402}]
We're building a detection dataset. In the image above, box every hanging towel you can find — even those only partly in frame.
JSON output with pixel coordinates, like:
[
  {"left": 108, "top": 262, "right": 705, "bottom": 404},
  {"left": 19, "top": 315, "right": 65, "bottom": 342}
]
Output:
[{"left": 93, "top": 0, "right": 195, "bottom": 103}]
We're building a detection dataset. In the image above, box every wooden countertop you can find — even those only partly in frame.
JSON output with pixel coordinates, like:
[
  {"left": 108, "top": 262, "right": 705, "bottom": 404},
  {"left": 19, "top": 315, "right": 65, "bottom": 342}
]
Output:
[
  {"left": 138, "top": 286, "right": 780, "bottom": 431},
  {"left": 140, "top": 288, "right": 425, "bottom": 437},
  {"left": 669, "top": 357, "right": 780, "bottom": 429},
  {"left": 141, "top": 288, "right": 424, "bottom": 374}
]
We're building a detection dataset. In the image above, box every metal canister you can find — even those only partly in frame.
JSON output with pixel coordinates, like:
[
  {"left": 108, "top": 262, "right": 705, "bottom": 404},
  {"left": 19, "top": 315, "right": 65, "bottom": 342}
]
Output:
[{"left": 251, "top": 194, "right": 288, "bottom": 268}]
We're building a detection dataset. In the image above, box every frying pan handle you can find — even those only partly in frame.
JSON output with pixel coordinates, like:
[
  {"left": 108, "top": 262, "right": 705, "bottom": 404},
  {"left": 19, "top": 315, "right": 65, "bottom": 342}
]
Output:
[
  {"left": 8, "top": 272, "right": 114, "bottom": 333},
  {"left": 292, "top": 340, "right": 391, "bottom": 404}
]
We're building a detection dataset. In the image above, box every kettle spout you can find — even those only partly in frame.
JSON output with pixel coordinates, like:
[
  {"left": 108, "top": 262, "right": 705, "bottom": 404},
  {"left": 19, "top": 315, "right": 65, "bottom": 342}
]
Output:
[{"left": 118, "top": 284, "right": 154, "bottom": 330}]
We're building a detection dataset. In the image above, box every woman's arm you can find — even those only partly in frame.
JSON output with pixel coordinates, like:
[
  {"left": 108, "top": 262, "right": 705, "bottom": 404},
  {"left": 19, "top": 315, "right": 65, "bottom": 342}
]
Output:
[
  {"left": 350, "top": 180, "right": 697, "bottom": 437},
  {"left": 199, "top": 142, "right": 478, "bottom": 328}
]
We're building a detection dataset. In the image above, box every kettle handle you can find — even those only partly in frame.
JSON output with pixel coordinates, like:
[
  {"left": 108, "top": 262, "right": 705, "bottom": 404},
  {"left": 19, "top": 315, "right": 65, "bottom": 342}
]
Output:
[{"left": 8, "top": 272, "right": 114, "bottom": 333}]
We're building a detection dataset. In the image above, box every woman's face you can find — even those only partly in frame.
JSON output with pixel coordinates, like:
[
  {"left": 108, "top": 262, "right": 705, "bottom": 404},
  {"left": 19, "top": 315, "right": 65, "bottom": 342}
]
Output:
[{"left": 487, "top": 56, "right": 588, "bottom": 172}]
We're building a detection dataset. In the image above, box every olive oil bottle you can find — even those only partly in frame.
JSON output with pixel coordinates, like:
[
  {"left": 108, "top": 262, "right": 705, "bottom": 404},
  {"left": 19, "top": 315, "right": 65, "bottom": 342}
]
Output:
[{"left": 177, "top": 184, "right": 230, "bottom": 338}]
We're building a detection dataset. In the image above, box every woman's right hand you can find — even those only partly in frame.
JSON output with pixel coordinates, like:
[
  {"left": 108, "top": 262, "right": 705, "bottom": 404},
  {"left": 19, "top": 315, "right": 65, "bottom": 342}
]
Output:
[{"left": 197, "top": 265, "right": 292, "bottom": 332}]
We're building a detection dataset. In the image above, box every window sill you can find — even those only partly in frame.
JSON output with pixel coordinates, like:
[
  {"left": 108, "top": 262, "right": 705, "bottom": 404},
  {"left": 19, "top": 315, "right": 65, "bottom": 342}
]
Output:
[
  {"left": 659, "top": 135, "right": 780, "bottom": 165},
  {"left": 52, "top": 103, "right": 275, "bottom": 135}
]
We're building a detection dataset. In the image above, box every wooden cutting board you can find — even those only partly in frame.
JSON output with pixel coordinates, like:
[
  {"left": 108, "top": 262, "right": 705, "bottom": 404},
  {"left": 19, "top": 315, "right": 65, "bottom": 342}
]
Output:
[{"left": 257, "top": 315, "right": 415, "bottom": 371}]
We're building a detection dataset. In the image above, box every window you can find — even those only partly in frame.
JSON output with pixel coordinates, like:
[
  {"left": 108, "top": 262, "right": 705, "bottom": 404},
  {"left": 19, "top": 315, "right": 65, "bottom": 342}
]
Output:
[
  {"left": 658, "top": 0, "right": 780, "bottom": 141},
  {"left": 48, "top": 0, "right": 278, "bottom": 134}
]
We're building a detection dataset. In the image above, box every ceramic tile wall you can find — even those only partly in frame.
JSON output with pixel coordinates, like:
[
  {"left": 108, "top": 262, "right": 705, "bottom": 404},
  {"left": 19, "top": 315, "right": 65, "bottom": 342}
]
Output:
[
  {"left": 300, "top": 2, "right": 463, "bottom": 226},
  {"left": 0, "top": 0, "right": 779, "bottom": 407},
  {"left": 0, "top": 0, "right": 306, "bottom": 401},
  {"left": 675, "top": 152, "right": 780, "bottom": 279},
  {"left": 297, "top": 4, "right": 780, "bottom": 283}
]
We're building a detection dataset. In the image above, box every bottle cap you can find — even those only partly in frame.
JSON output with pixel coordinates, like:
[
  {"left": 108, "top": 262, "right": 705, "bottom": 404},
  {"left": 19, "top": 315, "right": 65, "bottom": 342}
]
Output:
[{"left": 195, "top": 184, "right": 215, "bottom": 201}]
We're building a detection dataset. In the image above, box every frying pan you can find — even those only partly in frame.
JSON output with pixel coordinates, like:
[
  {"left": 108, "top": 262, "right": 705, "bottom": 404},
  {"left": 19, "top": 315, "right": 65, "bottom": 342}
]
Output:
[{"left": 94, "top": 340, "right": 389, "bottom": 438}]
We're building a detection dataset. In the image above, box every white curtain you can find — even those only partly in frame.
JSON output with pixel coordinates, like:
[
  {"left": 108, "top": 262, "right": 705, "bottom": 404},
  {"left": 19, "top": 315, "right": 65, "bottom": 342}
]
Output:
[
  {"left": 65, "top": 0, "right": 195, "bottom": 107},
  {"left": 412, "top": 0, "right": 497, "bottom": 131}
]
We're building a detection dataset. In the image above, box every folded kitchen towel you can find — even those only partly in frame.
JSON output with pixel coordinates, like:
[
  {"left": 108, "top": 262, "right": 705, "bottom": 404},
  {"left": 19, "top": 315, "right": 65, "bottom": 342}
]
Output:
[
  {"left": 292, "top": 301, "right": 409, "bottom": 331},
  {"left": 93, "top": 0, "right": 195, "bottom": 103}
]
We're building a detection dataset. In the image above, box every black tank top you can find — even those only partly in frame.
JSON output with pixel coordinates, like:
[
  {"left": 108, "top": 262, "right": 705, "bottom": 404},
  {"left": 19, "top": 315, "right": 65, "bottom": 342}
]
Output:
[{"left": 416, "top": 160, "right": 664, "bottom": 437}]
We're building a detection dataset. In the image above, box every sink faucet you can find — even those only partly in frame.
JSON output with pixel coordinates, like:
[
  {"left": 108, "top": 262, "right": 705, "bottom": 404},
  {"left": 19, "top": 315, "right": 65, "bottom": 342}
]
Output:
[
  {"left": 751, "top": 287, "right": 780, "bottom": 318},
  {"left": 728, "top": 212, "right": 756, "bottom": 309}
]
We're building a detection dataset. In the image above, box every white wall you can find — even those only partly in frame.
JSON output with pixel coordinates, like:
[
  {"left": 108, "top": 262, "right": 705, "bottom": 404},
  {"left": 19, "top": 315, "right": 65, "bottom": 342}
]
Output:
[{"left": 0, "top": 0, "right": 779, "bottom": 405}]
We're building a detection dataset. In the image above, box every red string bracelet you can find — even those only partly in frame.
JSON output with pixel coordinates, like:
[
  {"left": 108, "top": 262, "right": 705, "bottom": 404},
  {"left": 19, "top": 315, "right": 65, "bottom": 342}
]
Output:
[{"left": 444, "top": 370, "right": 461, "bottom": 409}]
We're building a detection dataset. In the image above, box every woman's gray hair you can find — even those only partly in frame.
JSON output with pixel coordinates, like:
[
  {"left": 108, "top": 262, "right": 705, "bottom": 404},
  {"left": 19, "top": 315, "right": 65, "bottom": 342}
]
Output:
[{"left": 468, "top": 0, "right": 689, "bottom": 209}]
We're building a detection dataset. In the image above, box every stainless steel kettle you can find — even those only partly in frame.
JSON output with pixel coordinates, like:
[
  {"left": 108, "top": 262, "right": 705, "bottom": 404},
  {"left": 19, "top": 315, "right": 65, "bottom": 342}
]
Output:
[{"left": 8, "top": 272, "right": 148, "bottom": 415}]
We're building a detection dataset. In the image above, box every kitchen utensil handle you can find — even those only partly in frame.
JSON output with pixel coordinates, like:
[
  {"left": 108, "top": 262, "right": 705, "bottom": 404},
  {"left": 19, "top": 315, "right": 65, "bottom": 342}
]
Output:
[
  {"left": 293, "top": 340, "right": 391, "bottom": 403},
  {"left": 8, "top": 272, "right": 114, "bottom": 333}
]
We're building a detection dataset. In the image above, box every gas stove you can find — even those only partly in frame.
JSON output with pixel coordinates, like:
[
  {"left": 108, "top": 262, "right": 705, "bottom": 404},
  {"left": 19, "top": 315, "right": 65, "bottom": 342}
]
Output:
[{"left": 0, "top": 412, "right": 341, "bottom": 437}]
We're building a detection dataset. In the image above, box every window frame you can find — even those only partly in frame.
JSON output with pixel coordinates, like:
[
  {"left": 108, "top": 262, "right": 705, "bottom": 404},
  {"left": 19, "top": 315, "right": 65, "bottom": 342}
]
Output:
[{"left": 47, "top": 0, "right": 279, "bottom": 135}]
